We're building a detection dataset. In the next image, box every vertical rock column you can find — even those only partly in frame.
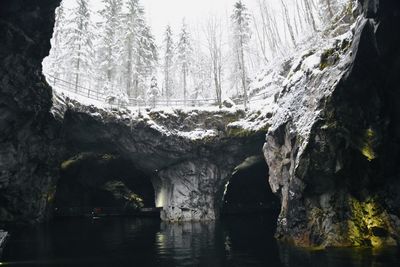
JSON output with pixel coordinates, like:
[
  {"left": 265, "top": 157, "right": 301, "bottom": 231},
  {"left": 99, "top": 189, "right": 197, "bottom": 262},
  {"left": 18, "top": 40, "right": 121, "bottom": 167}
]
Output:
[{"left": 156, "top": 160, "right": 230, "bottom": 221}]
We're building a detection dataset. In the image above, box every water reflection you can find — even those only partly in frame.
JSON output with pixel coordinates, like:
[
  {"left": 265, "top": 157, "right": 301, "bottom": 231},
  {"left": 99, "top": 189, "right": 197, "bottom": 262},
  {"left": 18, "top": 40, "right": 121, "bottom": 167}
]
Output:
[
  {"left": 1, "top": 216, "right": 399, "bottom": 266},
  {"left": 156, "top": 222, "right": 223, "bottom": 266},
  {"left": 278, "top": 243, "right": 400, "bottom": 267}
]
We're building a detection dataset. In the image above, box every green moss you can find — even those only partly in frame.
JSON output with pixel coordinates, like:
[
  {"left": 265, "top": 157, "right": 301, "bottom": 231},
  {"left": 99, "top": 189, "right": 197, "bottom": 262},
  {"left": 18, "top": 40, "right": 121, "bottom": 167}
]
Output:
[
  {"left": 103, "top": 181, "right": 144, "bottom": 209},
  {"left": 61, "top": 153, "right": 117, "bottom": 171},
  {"left": 348, "top": 196, "right": 396, "bottom": 247},
  {"left": 226, "top": 126, "right": 250, "bottom": 137},
  {"left": 320, "top": 48, "right": 340, "bottom": 70},
  {"left": 360, "top": 128, "right": 377, "bottom": 161},
  {"left": 46, "top": 185, "right": 57, "bottom": 203},
  {"left": 226, "top": 124, "right": 269, "bottom": 138},
  {"left": 61, "top": 154, "right": 85, "bottom": 170}
]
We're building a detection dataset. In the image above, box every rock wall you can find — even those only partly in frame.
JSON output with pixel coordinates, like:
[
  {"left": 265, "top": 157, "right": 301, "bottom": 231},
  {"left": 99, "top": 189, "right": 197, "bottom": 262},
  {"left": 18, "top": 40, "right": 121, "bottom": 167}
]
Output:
[
  {"left": 0, "top": 0, "right": 62, "bottom": 223},
  {"left": 264, "top": 0, "right": 400, "bottom": 247}
]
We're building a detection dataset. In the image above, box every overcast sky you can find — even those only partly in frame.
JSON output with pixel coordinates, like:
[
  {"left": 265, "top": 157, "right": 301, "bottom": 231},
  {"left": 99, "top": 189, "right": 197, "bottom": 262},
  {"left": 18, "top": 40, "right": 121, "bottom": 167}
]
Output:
[
  {"left": 144, "top": 0, "right": 252, "bottom": 39},
  {"left": 62, "top": 0, "right": 260, "bottom": 44}
]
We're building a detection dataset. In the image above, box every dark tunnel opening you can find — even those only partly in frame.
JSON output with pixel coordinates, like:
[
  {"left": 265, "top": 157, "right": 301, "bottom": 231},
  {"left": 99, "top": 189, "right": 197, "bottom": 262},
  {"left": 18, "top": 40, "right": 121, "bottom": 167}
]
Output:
[
  {"left": 221, "top": 157, "right": 280, "bottom": 217},
  {"left": 53, "top": 153, "right": 157, "bottom": 218}
]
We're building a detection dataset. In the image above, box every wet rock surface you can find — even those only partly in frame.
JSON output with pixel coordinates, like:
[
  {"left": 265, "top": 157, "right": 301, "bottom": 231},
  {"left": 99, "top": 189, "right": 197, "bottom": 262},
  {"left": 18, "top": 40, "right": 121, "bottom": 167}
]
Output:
[
  {"left": 264, "top": 0, "right": 400, "bottom": 247},
  {"left": 0, "top": 0, "right": 63, "bottom": 223}
]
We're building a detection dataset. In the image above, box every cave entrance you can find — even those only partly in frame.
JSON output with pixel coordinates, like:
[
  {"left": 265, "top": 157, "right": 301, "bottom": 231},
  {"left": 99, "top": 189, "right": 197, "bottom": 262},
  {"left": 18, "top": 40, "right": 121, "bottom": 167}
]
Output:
[
  {"left": 221, "top": 156, "right": 279, "bottom": 216},
  {"left": 53, "top": 153, "right": 157, "bottom": 218}
]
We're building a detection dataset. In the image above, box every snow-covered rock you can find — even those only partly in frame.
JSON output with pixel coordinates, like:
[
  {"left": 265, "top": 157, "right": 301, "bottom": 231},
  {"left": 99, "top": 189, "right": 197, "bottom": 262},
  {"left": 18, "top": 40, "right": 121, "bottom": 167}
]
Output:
[
  {"left": 50, "top": 94, "right": 268, "bottom": 222},
  {"left": 263, "top": 0, "right": 400, "bottom": 248}
]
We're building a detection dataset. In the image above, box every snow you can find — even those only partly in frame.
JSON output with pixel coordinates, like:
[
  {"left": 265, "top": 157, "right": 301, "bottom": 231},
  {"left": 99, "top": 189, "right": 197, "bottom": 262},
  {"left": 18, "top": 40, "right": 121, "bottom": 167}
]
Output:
[
  {"left": 48, "top": 0, "right": 358, "bottom": 146},
  {"left": 302, "top": 53, "right": 322, "bottom": 72},
  {"left": 53, "top": 86, "right": 107, "bottom": 109},
  {"left": 177, "top": 129, "right": 218, "bottom": 141}
]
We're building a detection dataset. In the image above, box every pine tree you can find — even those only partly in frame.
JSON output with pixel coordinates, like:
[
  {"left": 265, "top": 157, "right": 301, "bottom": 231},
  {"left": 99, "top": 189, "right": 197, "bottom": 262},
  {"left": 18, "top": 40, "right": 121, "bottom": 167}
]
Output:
[
  {"left": 122, "top": 0, "right": 144, "bottom": 98},
  {"left": 147, "top": 76, "right": 160, "bottom": 108},
  {"left": 136, "top": 24, "right": 158, "bottom": 97},
  {"left": 163, "top": 25, "right": 174, "bottom": 104},
  {"left": 121, "top": 0, "right": 158, "bottom": 99},
  {"left": 98, "top": 0, "right": 123, "bottom": 92},
  {"left": 177, "top": 20, "right": 193, "bottom": 106},
  {"left": 43, "top": 2, "right": 67, "bottom": 83},
  {"left": 231, "top": 1, "right": 252, "bottom": 109},
  {"left": 64, "top": 0, "right": 95, "bottom": 93}
]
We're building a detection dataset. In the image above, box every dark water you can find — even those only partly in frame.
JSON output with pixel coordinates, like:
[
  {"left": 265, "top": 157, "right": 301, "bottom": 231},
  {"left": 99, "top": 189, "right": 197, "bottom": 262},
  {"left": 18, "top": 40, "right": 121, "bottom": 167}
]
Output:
[{"left": 2, "top": 215, "right": 399, "bottom": 267}]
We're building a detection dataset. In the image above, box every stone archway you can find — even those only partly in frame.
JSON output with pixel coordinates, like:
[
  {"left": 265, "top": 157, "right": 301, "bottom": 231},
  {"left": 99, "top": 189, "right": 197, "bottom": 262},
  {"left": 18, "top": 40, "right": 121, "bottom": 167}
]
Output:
[
  {"left": 53, "top": 153, "right": 156, "bottom": 217},
  {"left": 221, "top": 156, "right": 279, "bottom": 216}
]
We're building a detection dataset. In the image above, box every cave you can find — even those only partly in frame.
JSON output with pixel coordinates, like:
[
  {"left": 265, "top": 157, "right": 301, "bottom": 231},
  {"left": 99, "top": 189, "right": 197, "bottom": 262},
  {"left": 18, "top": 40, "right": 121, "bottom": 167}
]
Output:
[
  {"left": 2, "top": 0, "right": 400, "bottom": 266},
  {"left": 222, "top": 156, "right": 279, "bottom": 216},
  {"left": 53, "top": 153, "right": 156, "bottom": 217}
]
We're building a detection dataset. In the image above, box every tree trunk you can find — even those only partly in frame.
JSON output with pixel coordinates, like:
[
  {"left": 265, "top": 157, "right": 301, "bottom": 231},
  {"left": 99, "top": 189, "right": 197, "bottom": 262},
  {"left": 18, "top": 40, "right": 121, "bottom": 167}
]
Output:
[
  {"left": 239, "top": 36, "right": 248, "bottom": 110},
  {"left": 75, "top": 44, "right": 81, "bottom": 93},
  {"left": 165, "top": 61, "right": 170, "bottom": 106},
  {"left": 325, "top": 0, "right": 334, "bottom": 18},
  {"left": 280, "top": 0, "right": 296, "bottom": 46},
  {"left": 183, "top": 65, "right": 187, "bottom": 106},
  {"left": 126, "top": 39, "right": 132, "bottom": 97},
  {"left": 303, "top": 0, "right": 317, "bottom": 32}
]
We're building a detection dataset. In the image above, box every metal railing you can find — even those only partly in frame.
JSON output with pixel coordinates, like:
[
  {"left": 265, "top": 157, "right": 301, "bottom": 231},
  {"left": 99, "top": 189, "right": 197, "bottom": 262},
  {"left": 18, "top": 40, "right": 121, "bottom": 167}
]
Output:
[
  {"left": 47, "top": 74, "right": 220, "bottom": 108},
  {"left": 46, "top": 74, "right": 272, "bottom": 109}
]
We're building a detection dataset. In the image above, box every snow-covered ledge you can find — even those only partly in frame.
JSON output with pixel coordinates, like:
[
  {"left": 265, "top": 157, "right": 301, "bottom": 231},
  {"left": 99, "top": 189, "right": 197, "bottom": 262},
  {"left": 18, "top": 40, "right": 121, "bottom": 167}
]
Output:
[{"left": 53, "top": 94, "right": 271, "bottom": 221}]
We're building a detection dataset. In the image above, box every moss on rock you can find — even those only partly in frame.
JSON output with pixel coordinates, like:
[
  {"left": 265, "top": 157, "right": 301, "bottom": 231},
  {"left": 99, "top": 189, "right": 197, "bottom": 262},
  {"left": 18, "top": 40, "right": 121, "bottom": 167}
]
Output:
[
  {"left": 226, "top": 124, "right": 269, "bottom": 138},
  {"left": 348, "top": 196, "right": 397, "bottom": 247}
]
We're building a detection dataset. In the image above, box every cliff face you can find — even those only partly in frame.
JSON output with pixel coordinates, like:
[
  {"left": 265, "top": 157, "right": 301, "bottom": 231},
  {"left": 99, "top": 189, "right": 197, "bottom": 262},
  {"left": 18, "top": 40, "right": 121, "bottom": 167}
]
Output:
[
  {"left": 0, "top": 0, "right": 63, "bottom": 223},
  {"left": 264, "top": 0, "right": 400, "bottom": 247}
]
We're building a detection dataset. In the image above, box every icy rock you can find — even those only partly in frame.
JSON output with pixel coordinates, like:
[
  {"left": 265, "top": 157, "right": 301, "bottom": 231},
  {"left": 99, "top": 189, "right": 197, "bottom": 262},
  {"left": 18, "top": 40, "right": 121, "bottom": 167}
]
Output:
[{"left": 222, "top": 98, "right": 235, "bottom": 108}]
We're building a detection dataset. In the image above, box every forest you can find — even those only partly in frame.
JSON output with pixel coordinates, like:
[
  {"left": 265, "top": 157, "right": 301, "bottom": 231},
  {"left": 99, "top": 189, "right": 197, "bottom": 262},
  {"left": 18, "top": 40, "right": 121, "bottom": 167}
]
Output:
[{"left": 43, "top": 0, "right": 349, "bottom": 108}]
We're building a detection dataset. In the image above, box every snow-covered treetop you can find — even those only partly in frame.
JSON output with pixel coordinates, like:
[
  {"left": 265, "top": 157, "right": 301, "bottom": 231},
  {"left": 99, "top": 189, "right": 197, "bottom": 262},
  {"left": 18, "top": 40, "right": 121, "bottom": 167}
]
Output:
[{"left": 44, "top": 0, "right": 353, "bottom": 110}]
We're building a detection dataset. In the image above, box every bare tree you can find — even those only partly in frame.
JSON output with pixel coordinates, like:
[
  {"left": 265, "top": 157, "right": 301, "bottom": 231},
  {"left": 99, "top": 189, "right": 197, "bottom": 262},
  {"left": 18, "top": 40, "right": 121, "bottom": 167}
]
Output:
[
  {"left": 303, "top": 0, "right": 318, "bottom": 32},
  {"left": 251, "top": 12, "right": 269, "bottom": 63},
  {"left": 231, "top": 1, "right": 252, "bottom": 109},
  {"left": 204, "top": 15, "right": 223, "bottom": 108},
  {"left": 280, "top": 0, "right": 296, "bottom": 46},
  {"left": 163, "top": 25, "right": 174, "bottom": 105}
]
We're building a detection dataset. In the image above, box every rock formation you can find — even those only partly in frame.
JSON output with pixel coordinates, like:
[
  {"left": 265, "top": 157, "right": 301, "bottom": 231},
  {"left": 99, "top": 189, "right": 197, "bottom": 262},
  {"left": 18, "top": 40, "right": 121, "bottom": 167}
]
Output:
[
  {"left": 55, "top": 97, "right": 267, "bottom": 221},
  {"left": 264, "top": 0, "right": 400, "bottom": 247}
]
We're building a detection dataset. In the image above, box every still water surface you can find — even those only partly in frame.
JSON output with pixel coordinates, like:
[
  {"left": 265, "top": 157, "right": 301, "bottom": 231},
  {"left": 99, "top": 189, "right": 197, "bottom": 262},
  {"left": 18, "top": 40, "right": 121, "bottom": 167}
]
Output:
[{"left": 2, "top": 215, "right": 399, "bottom": 266}]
